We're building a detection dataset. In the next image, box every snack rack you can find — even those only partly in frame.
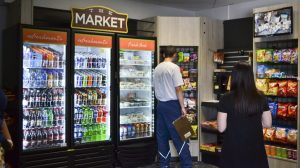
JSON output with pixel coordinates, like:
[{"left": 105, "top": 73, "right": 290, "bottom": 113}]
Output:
[
  {"left": 159, "top": 46, "right": 199, "bottom": 140},
  {"left": 255, "top": 39, "right": 298, "bottom": 164}
]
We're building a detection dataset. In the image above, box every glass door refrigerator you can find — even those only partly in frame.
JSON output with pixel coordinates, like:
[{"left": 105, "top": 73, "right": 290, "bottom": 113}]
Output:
[
  {"left": 116, "top": 35, "right": 157, "bottom": 167},
  {"left": 70, "top": 31, "right": 115, "bottom": 167},
  {"left": 3, "top": 25, "right": 70, "bottom": 168}
]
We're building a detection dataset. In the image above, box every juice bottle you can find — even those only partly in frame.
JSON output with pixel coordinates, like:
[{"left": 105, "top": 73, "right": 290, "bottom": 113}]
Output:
[
  {"left": 47, "top": 71, "right": 53, "bottom": 88},
  {"left": 47, "top": 52, "right": 54, "bottom": 68}
]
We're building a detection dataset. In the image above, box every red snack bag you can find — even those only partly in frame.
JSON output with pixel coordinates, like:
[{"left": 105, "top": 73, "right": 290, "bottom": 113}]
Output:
[
  {"left": 274, "top": 127, "right": 288, "bottom": 143},
  {"left": 287, "top": 104, "right": 298, "bottom": 119},
  {"left": 287, "top": 80, "right": 297, "bottom": 97},
  {"left": 277, "top": 103, "right": 288, "bottom": 118},
  {"left": 264, "top": 128, "right": 276, "bottom": 141},
  {"left": 278, "top": 80, "right": 288, "bottom": 97}
]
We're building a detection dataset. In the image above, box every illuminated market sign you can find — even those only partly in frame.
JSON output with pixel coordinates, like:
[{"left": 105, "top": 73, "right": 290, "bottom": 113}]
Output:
[{"left": 71, "top": 6, "right": 128, "bottom": 33}]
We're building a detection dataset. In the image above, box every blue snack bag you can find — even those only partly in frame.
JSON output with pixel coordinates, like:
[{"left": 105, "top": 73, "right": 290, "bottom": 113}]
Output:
[{"left": 269, "top": 102, "right": 278, "bottom": 119}]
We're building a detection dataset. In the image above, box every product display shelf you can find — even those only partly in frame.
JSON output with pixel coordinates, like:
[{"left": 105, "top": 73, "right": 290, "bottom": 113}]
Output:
[
  {"left": 253, "top": 7, "right": 300, "bottom": 164},
  {"left": 268, "top": 155, "right": 297, "bottom": 163}
]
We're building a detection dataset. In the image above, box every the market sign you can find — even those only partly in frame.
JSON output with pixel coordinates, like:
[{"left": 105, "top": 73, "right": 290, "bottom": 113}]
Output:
[{"left": 71, "top": 6, "right": 128, "bottom": 33}]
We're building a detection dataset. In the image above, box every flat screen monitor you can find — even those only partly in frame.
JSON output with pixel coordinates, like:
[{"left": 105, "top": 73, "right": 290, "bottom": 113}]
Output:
[{"left": 254, "top": 7, "right": 293, "bottom": 37}]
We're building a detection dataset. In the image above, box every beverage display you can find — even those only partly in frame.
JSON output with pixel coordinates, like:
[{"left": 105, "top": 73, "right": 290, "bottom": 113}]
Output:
[
  {"left": 118, "top": 38, "right": 155, "bottom": 141},
  {"left": 73, "top": 33, "right": 112, "bottom": 144},
  {"left": 22, "top": 44, "right": 67, "bottom": 150}
]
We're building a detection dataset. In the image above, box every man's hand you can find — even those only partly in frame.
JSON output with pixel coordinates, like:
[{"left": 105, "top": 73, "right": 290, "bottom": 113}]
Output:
[{"left": 181, "top": 107, "right": 187, "bottom": 117}]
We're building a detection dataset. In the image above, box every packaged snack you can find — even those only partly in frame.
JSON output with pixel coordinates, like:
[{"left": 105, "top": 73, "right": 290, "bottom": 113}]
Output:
[
  {"left": 183, "top": 53, "right": 190, "bottom": 62},
  {"left": 287, "top": 80, "right": 297, "bottom": 97},
  {"left": 287, "top": 104, "right": 297, "bottom": 119},
  {"left": 282, "top": 49, "right": 291, "bottom": 63},
  {"left": 183, "top": 78, "right": 192, "bottom": 90},
  {"left": 264, "top": 49, "right": 273, "bottom": 62},
  {"left": 178, "top": 52, "right": 184, "bottom": 62},
  {"left": 190, "top": 53, "right": 198, "bottom": 62},
  {"left": 265, "top": 68, "right": 279, "bottom": 78},
  {"left": 267, "top": 81, "right": 278, "bottom": 96},
  {"left": 274, "top": 127, "right": 288, "bottom": 143},
  {"left": 182, "top": 70, "right": 189, "bottom": 77},
  {"left": 268, "top": 102, "right": 278, "bottom": 118},
  {"left": 287, "top": 129, "right": 297, "bottom": 145},
  {"left": 256, "top": 49, "right": 266, "bottom": 62},
  {"left": 290, "top": 48, "right": 298, "bottom": 64},
  {"left": 263, "top": 128, "right": 267, "bottom": 136},
  {"left": 191, "top": 82, "right": 197, "bottom": 89},
  {"left": 277, "top": 103, "right": 288, "bottom": 118},
  {"left": 278, "top": 80, "right": 288, "bottom": 97},
  {"left": 256, "top": 79, "right": 268, "bottom": 93},
  {"left": 264, "top": 127, "right": 276, "bottom": 141},
  {"left": 257, "top": 65, "right": 266, "bottom": 78},
  {"left": 270, "top": 146, "right": 276, "bottom": 156},
  {"left": 273, "top": 49, "right": 282, "bottom": 63}
]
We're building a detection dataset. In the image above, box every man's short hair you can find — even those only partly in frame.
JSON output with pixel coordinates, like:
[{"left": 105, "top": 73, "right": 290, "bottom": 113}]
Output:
[{"left": 164, "top": 46, "right": 176, "bottom": 58}]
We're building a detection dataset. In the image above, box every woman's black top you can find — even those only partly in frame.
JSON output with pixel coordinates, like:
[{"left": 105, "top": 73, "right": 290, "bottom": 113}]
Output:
[{"left": 218, "top": 92, "right": 269, "bottom": 168}]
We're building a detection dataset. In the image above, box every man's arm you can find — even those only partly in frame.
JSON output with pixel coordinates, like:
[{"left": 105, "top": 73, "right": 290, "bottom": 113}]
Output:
[{"left": 175, "top": 86, "right": 186, "bottom": 116}]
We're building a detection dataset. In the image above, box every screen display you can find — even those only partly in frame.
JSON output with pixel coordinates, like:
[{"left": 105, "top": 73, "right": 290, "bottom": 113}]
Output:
[{"left": 254, "top": 7, "right": 293, "bottom": 37}]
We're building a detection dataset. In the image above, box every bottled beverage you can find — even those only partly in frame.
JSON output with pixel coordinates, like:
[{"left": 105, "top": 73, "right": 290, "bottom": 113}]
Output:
[
  {"left": 53, "top": 54, "right": 58, "bottom": 68},
  {"left": 23, "top": 109, "right": 29, "bottom": 128},
  {"left": 47, "top": 109, "right": 53, "bottom": 127},
  {"left": 36, "top": 129, "right": 42, "bottom": 146},
  {"left": 58, "top": 108, "right": 64, "bottom": 126},
  {"left": 48, "top": 52, "right": 54, "bottom": 68},
  {"left": 58, "top": 54, "right": 63, "bottom": 68},
  {"left": 41, "top": 90, "right": 47, "bottom": 107},
  {"left": 30, "top": 111, "right": 36, "bottom": 128},
  {"left": 36, "top": 110, "right": 42, "bottom": 127},
  {"left": 48, "top": 89, "right": 53, "bottom": 106},
  {"left": 58, "top": 71, "right": 63, "bottom": 87},
  {"left": 42, "top": 109, "right": 48, "bottom": 127},
  {"left": 53, "top": 89, "right": 58, "bottom": 106},
  {"left": 53, "top": 127, "right": 59, "bottom": 144},
  {"left": 42, "top": 52, "right": 48, "bottom": 68},
  {"left": 23, "top": 130, "right": 30, "bottom": 148},
  {"left": 53, "top": 71, "right": 58, "bottom": 87},
  {"left": 42, "top": 128, "right": 47, "bottom": 145},
  {"left": 47, "top": 71, "right": 53, "bottom": 88},
  {"left": 47, "top": 128, "right": 53, "bottom": 145},
  {"left": 31, "top": 129, "right": 37, "bottom": 147}
]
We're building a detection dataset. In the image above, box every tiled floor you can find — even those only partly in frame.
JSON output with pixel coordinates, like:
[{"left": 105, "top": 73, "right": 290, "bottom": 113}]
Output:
[{"left": 138, "top": 162, "right": 218, "bottom": 168}]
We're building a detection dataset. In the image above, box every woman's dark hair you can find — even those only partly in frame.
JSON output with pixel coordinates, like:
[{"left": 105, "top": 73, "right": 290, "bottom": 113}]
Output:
[
  {"left": 231, "top": 62, "right": 264, "bottom": 116},
  {"left": 164, "top": 46, "right": 176, "bottom": 58}
]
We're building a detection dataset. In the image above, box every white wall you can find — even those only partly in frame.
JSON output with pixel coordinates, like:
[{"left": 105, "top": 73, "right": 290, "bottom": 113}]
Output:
[
  {"left": 196, "top": 0, "right": 299, "bottom": 20},
  {"left": 33, "top": 0, "right": 195, "bottom": 19}
]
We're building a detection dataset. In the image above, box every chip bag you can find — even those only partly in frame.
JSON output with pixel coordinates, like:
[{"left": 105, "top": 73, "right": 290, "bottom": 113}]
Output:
[
  {"left": 287, "top": 80, "right": 297, "bottom": 97},
  {"left": 264, "top": 49, "right": 273, "bottom": 62},
  {"left": 268, "top": 102, "right": 278, "bottom": 118},
  {"left": 274, "top": 127, "right": 288, "bottom": 143},
  {"left": 183, "top": 53, "right": 190, "bottom": 62},
  {"left": 282, "top": 49, "right": 291, "bottom": 63},
  {"left": 256, "top": 49, "right": 266, "bottom": 62},
  {"left": 277, "top": 103, "right": 288, "bottom": 118},
  {"left": 278, "top": 80, "right": 288, "bottom": 97},
  {"left": 273, "top": 49, "right": 282, "bottom": 63},
  {"left": 290, "top": 48, "right": 298, "bottom": 64},
  {"left": 178, "top": 52, "right": 184, "bottom": 62},
  {"left": 287, "top": 104, "right": 297, "bottom": 119},
  {"left": 264, "top": 127, "right": 276, "bottom": 141},
  {"left": 267, "top": 81, "right": 278, "bottom": 96},
  {"left": 256, "top": 79, "right": 268, "bottom": 93},
  {"left": 257, "top": 65, "right": 266, "bottom": 78},
  {"left": 287, "top": 129, "right": 297, "bottom": 145}
]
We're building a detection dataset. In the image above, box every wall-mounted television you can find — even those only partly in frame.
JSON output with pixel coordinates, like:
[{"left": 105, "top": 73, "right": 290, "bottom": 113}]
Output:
[{"left": 254, "top": 7, "right": 293, "bottom": 37}]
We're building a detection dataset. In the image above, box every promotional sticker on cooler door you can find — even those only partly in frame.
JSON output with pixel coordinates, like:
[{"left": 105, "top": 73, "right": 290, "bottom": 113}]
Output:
[
  {"left": 22, "top": 28, "right": 68, "bottom": 150},
  {"left": 119, "top": 38, "right": 155, "bottom": 141},
  {"left": 73, "top": 33, "right": 112, "bottom": 144}
]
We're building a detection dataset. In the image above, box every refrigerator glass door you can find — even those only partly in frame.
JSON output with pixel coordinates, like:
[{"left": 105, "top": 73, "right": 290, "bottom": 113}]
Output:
[
  {"left": 73, "top": 33, "right": 112, "bottom": 144},
  {"left": 22, "top": 29, "right": 67, "bottom": 150},
  {"left": 119, "top": 38, "right": 155, "bottom": 141}
]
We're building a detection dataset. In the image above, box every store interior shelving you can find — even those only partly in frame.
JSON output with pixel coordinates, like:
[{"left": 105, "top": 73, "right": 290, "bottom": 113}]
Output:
[{"left": 254, "top": 39, "right": 299, "bottom": 163}]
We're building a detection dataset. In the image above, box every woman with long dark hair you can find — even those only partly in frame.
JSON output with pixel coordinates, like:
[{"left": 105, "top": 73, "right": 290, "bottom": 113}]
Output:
[{"left": 217, "top": 63, "right": 272, "bottom": 168}]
